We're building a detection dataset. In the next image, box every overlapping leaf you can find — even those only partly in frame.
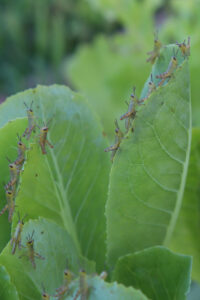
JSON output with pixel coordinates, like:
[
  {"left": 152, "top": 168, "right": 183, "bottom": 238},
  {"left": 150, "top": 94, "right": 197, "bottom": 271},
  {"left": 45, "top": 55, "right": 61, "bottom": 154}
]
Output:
[{"left": 113, "top": 246, "right": 192, "bottom": 300}]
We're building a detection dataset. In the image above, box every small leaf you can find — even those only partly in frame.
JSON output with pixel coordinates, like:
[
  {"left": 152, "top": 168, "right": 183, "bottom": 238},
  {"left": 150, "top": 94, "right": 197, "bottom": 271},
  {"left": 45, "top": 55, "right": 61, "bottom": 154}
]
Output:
[
  {"left": 113, "top": 246, "right": 192, "bottom": 300},
  {"left": 170, "top": 128, "right": 200, "bottom": 282},
  {"left": 0, "top": 218, "right": 95, "bottom": 300},
  {"left": 0, "top": 265, "right": 19, "bottom": 300},
  {"left": 65, "top": 276, "right": 148, "bottom": 300},
  {"left": 106, "top": 46, "right": 191, "bottom": 265}
]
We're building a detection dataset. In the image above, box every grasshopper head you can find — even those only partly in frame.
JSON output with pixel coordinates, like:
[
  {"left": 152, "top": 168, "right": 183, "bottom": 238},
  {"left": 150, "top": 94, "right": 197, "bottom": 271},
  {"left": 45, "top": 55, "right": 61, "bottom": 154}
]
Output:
[
  {"left": 41, "top": 127, "right": 48, "bottom": 133},
  {"left": 9, "top": 163, "right": 17, "bottom": 172},
  {"left": 18, "top": 141, "right": 26, "bottom": 151}
]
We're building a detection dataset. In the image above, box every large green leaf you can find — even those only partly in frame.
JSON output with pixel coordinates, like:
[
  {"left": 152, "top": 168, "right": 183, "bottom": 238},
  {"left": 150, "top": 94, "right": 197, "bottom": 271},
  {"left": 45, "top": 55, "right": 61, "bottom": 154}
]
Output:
[
  {"left": 0, "top": 266, "right": 19, "bottom": 300},
  {"left": 170, "top": 128, "right": 200, "bottom": 282},
  {"left": 113, "top": 246, "right": 192, "bottom": 300},
  {"left": 0, "top": 85, "right": 110, "bottom": 270},
  {"left": 106, "top": 46, "right": 191, "bottom": 265},
  {"left": 0, "top": 119, "right": 27, "bottom": 252},
  {"left": 0, "top": 218, "right": 95, "bottom": 300}
]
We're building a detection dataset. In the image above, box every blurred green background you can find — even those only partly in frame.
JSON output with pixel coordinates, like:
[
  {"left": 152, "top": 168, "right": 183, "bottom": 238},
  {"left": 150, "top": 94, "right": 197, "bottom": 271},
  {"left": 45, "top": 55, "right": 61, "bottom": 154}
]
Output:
[{"left": 0, "top": 0, "right": 200, "bottom": 298}]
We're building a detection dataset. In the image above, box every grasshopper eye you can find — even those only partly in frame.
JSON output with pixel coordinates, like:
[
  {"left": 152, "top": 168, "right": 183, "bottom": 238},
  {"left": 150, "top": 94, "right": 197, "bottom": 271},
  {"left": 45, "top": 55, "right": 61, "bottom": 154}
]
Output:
[
  {"left": 9, "top": 164, "right": 14, "bottom": 169},
  {"left": 42, "top": 293, "right": 48, "bottom": 298},
  {"left": 64, "top": 270, "right": 69, "bottom": 276}
]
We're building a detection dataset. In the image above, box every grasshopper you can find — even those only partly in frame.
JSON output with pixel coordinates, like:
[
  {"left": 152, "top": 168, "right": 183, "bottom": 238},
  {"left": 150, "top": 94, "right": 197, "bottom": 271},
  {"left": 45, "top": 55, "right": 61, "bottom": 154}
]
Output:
[
  {"left": 54, "top": 267, "right": 74, "bottom": 299},
  {"left": 139, "top": 74, "right": 156, "bottom": 103},
  {"left": 37, "top": 121, "right": 54, "bottom": 155},
  {"left": 19, "top": 230, "right": 44, "bottom": 269},
  {"left": 14, "top": 134, "right": 27, "bottom": 167},
  {"left": 156, "top": 50, "right": 178, "bottom": 86},
  {"left": 120, "top": 87, "right": 138, "bottom": 132},
  {"left": 5, "top": 158, "right": 19, "bottom": 192},
  {"left": 41, "top": 285, "right": 50, "bottom": 300},
  {"left": 10, "top": 213, "right": 26, "bottom": 254},
  {"left": 176, "top": 36, "right": 190, "bottom": 58},
  {"left": 73, "top": 269, "right": 89, "bottom": 300},
  {"left": 23, "top": 101, "right": 36, "bottom": 140},
  {"left": 0, "top": 190, "right": 15, "bottom": 222},
  {"left": 147, "top": 32, "right": 162, "bottom": 64},
  {"left": 104, "top": 120, "right": 124, "bottom": 162}
]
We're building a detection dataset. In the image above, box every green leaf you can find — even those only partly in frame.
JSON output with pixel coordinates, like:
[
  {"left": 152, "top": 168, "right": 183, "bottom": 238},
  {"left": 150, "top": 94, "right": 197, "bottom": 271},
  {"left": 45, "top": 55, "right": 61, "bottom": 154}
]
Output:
[
  {"left": 113, "top": 246, "right": 192, "bottom": 300},
  {"left": 170, "top": 128, "right": 200, "bottom": 282},
  {"left": 0, "top": 218, "right": 95, "bottom": 300},
  {"left": 66, "top": 34, "right": 150, "bottom": 139},
  {"left": 0, "top": 85, "right": 110, "bottom": 271},
  {"left": 0, "top": 118, "right": 27, "bottom": 252},
  {"left": 106, "top": 46, "right": 191, "bottom": 266},
  {"left": 64, "top": 276, "right": 148, "bottom": 300},
  {"left": 0, "top": 265, "right": 19, "bottom": 300}
]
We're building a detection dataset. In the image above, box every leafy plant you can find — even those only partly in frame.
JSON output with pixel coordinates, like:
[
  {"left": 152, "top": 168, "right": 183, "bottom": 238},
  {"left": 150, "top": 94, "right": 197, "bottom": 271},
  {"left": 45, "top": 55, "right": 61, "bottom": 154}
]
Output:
[{"left": 0, "top": 41, "right": 194, "bottom": 300}]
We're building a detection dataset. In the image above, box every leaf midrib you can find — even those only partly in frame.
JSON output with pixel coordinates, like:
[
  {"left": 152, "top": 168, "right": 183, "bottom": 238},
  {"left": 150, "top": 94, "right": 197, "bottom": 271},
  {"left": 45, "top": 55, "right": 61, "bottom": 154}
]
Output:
[
  {"left": 39, "top": 94, "right": 81, "bottom": 254},
  {"left": 163, "top": 72, "right": 192, "bottom": 245}
]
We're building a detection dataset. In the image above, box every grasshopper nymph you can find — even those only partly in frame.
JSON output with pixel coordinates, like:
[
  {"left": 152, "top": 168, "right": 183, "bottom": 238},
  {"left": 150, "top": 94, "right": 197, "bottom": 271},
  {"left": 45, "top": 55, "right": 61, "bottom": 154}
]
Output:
[
  {"left": 14, "top": 134, "right": 27, "bottom": 167},
  {"left": 156, "top": 50, "right": 178, "bottom": 86},
  {"left": 104, "top": 120, "right": 124, "bottom": 162},
  {"left": 147, "top": 31, "right": 162, "bottom": 64},
  {"left": 54, "top": 267, "right": 74, "bottom": 299},
  {"left": 74, "top": 269, "right": 89, "bottom": 300},
  {"left": 23, "top": 101, "right": 36, "bottom": 140},
  {"left": 5, "top": 158, "right": 19, "bottom": 192},
  {"left": 176, "top": 36, "right": 190, "bottom": 58},
  {"left": 10, "top": 213, "right": 26, "bottom": 254},
  {"left": 38, "top": 123, "right": 54, "bottom": 155},
  {"left": 120, "top": 87, "right": 138, "bottom": 132},
  {"left": 139, "top": 74, "right": 156, "bottom": 104},
  {"left": 20, "top": 230, "right": 44, "bottom": 269},
  {"left": 0, "top": 190, "right": 15, "bottom": 222},
  {"left": 42, "top": 285, "right": 50, "bottom": 300}
]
